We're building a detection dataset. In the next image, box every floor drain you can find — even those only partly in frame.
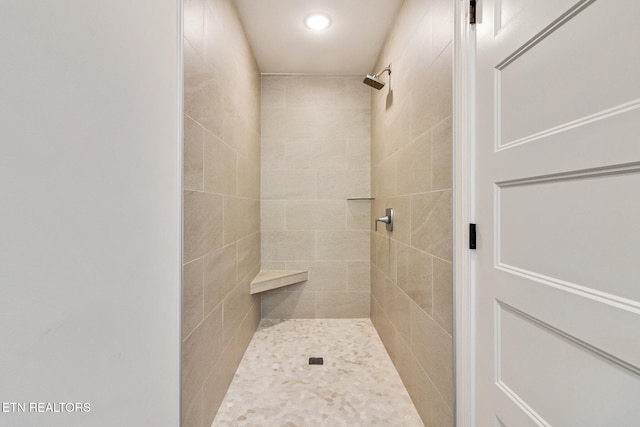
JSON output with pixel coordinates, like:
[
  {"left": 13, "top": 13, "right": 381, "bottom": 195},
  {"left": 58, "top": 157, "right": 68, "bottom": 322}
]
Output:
[{"left": 308, "top": 357, "right": 323, "bottom": 365}]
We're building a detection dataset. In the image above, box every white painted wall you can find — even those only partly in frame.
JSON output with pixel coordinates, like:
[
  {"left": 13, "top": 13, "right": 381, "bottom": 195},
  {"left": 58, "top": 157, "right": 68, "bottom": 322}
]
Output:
[{"left": 0, "top": 1, "right": 182, "bottom": 426}]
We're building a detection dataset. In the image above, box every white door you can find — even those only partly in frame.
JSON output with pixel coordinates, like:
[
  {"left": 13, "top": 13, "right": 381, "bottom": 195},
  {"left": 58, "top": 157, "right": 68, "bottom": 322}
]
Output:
[{"left": 474, "top": 0, "right": 640, "bottom": 425}]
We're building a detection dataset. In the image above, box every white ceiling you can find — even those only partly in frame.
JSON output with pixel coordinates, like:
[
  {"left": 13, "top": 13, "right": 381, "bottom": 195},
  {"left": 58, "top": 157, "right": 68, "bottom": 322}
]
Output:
[{"left": 233, "top": 0, "right": 404, "bottom": 75}]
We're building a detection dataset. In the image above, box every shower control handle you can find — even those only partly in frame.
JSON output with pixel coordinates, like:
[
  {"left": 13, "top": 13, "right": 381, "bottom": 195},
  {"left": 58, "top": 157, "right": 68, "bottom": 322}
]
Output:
[{"left": 375, "top": 208, "right": 394, "bottom": 232}]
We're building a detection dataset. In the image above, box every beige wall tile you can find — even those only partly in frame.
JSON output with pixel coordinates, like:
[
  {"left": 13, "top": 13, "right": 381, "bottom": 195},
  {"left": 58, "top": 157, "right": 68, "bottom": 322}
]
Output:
[
  {"left": 316, "top": 292, "right": 370, "bottom": 318},
  {"left": 223, "top": 283, "right": 256, "bottom": 346},
  {"left": 403, "top": 11, "right": 433, "bottom": 86},
  {"left": 410, "top": 45, "right": 452, "bottom": 140},
  {"left": 373, "top": 233, "right": 397, "bottom": 281},
  {"left": 237, "top": 232, "right": 260, "bottom": 283},
  {"left": 202, "top": 1, "right": 224, "bottom": 67},
  {"left": 201, "top": 341, "right": 238, "bottom": 427},
  {"left": 396, "top": 132, "right": 432, "bottom": 195},
  {"left": 261, "top": 75, "right": 371, "bottom": 319},
  {"left": 261, "top": 201, "right": 285, "bottom": 231},
  {"left": 184, "top": 115, "right": 204, "bottom": 191},
  {"left": 261, "top": 76, "right": 286, "bottom": 109},
  {"left": 347, "top": 138, "right": 371, "bottom": 170},
  {"left": 184, "top": 0, "right": 204, "bottom": 58},
  {"left": 370, "top": 290, "right": 383, "bottom": 326},
  {"left": 203, "top": 244, "right": 236, "bottom": 315},
  {"left": 370, "top": 209, "right": 378, "bottom": 266},
  {"left": 370, "top": 296, "right": 397, "bottom": 361},
  {"left": 246, "top": 300, "right": 262, "bottom": 342},
  {"left": 222, "top": 102, "right": 251, "bottom": 159},
  {"left": 410, "top": 190, "right": 452, "bottom": 261},
  {"left": 285, "top": 138, "right": 348, "bottom": 170},
  {"left": 286, "top": 201, "right": 346, "bottom": 231},
  {"left": 387, "top": 196, "right": 411, "bottom": 245},
  {"left": 371, "top": 128, "right": 384, "bottom": 169},
  {"left": 432, "top": 0, "right": 454, "bottom": 57},
  {"left": 223, "top": 196, "right": 259, "bottom": 244},
  {"left": 286, "top": 105, "right": 329, "bottom": 139},
  {"left": 261, "top": 291, "right": 316, "bottom": 319},
  {"left": 384, "top": 0, "right": 430, "bottom": 60},
  {"left": 278, "top": 282, "right": 306, "bottom": 294},
  {"left": 181, "top": 304, "right": 223, "bottom": 416},
  {"left": 393, "top": 334, "right": 428, "bottom": 422},
  {"left": 370, "top": 264, "right": 387, "bottom": 307},
  {"left": 397, "top": 243, "right": 433, "bottom": 314},
  {"left": 410, "top": 303, "right": 454, "bottom": 407},
  {"left": 387, "top": 282, "right": 412, "bottom": 344},
  {"left": 330, "top": 108, "right": 371, "bottom": 139},
  {"left": 392, "top": 62, "right": 416, "bottom": 118},
  {"left": 394, "top": 335, "right": 452, "bottom": 426},
  {"left": 384, "top": 102, "right": 412, "bottom": 158},
  {"left": 184, "top": 40, "right": 224, "bottom": 137},
  {"left": 237, "top": 154, "right": 260, "bottom": 199},
  {"left": 433, "top": 257, "right": 453, "bottom": 335},
  {"left": 261, "top": 261, "right": 286, "bottom": 270},
  {"left": 285, "top": 261, "right": 348, "bottom": 292},
  {"left": 245, "top": 128, "right": 262, "bottom": 168},
  {"left": 317, "top": 230, "right": 370, "bottom": 261},
  {"left": 345, "top": 78, "right": 371, "bottom": 109},
  {"left": 347, "top": 261, "right": 371, "bottom": 292},
  {"left": 286, "top": 76, "right": 346, "bottom": 107},
  {"left": 260, "top": 107, "right": 287, "bottom": 139},
  {"left": 432, "top": 116, "right": 452, "bottom": 191},
  {"left": 390, "top": 237, "right": 398, "bottom": 283},
  {"left": 181, "top": 388, "right": 203, "bottom": 427},
  {"left": 183, "top": 259, "right": 204, "bottom": 340},
  {"left": 267, "top": 103, "right": 368, "bottom": 141},
  {"left": 431, "top": 384, "right": 454, "bottom": 427},
  {"left": 261, "top": 138, "right": 286, "bottom": 171},
  {"left": 261, "top": 231, "right": 316, "bottom": 261},
  {"left": 184, "top": 190, "right": 223, "bottom": 262},
  {"left": 316, "top": 169, "right": 370, "bottom": 200},
  {"left": 373, "top": 229, "right": 387, "bottom": 268},
  {"left": 183, "top": 0, "right": 261, "bottom": 418},
  {"left": 370, "top": 2, "right": 453, "bottom": 423},
  {"left": 347, "top": 201, "right": 371, "bottom": 230},
  {"left": 374, "top": 157, "right": 397, "bottom": 199},
  {"left": 261, "top": 170, "right": 316, "bottom": 200},
  {"left": 204, "top": 131, "right": 237, "bottom": 195}
]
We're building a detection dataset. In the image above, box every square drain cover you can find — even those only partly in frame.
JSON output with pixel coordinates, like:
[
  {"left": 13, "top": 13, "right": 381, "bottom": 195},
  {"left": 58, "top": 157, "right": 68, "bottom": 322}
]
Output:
[{"left": 308, "top": 357, "right": 323, "bottom": 365}]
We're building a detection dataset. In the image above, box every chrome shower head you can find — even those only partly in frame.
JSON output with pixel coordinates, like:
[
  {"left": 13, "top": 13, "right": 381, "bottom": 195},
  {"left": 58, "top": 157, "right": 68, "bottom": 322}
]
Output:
[
  {"left": 363, "top": 64, "right": 392, "bottom": 90},
  {"left": 363, "top": 74, "right": 385, "bottom": 90}
]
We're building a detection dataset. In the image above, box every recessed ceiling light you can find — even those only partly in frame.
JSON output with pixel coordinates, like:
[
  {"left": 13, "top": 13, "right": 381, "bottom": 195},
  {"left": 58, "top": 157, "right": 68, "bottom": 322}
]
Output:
[{"left": 304, "top": 13, "right": 331, "bottom": 30}]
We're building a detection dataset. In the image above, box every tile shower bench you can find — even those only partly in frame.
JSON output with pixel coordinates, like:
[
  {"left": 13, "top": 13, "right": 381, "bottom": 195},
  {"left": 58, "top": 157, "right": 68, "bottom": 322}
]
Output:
[{"left": 249, "top": 270, "right": 308, "bottom": 295}]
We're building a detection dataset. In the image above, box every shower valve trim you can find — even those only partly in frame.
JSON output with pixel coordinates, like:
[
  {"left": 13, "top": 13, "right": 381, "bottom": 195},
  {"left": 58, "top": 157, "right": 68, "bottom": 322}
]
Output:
[{"left": 375, "top": 208, "right": 394, "bottom": 232}]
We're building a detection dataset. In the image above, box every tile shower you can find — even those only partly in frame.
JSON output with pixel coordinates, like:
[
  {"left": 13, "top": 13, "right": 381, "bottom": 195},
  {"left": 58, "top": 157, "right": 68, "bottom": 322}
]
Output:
[
  {"left": 370, "top": 0, "right": 454, "bottom": 424},
  {"left": 260, "top": 75, "right": 372, "bottom": 319},
  {"left": 182, "top": 0, "right": 454, "bottom": 426},
  {"left": 181, "top": 0, "right": 261, "bottom": 425},
  {"left": 212, "top": 319, "right": 424, "bottom": 426}
]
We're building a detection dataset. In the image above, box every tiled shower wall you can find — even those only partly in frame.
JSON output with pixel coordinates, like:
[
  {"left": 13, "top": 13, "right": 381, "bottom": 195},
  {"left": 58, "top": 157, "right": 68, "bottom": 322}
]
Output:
[
  {"left": 370, "top": 0, "right": 454, "bottom": 425},
  {"left": 181, "top": 0, "right": 261, "bottom": 426},
  {"left": 260, "top": 76, "right": 371, "bottom": 318}
]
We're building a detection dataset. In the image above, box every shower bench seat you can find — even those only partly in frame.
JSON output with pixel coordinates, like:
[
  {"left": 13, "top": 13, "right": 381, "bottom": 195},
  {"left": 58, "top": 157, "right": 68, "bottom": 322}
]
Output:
[{"left": 249, "top": 270, "right": 308, "bottom": 295}]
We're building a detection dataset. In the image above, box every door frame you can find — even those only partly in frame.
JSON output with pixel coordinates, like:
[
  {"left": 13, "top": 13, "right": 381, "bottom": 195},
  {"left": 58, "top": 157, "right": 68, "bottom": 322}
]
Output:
[{"left": 453, "top": 0, "right": 476, "bottom": 425}]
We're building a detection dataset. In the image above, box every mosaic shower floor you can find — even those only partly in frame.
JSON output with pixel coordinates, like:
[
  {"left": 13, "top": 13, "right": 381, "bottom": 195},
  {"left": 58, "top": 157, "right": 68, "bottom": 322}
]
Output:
[{"left": 212, "top": 318, "right": 424, "bottom": 426}]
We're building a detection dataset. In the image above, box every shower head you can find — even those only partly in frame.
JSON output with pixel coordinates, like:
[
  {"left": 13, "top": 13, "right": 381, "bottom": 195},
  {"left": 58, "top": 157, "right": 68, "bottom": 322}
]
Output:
[
  {"left": 363, "top": 74, "right": 385, "bottom": 90},
  {"left": 363, "top": 64, "right": 392, "bottom": 90}
]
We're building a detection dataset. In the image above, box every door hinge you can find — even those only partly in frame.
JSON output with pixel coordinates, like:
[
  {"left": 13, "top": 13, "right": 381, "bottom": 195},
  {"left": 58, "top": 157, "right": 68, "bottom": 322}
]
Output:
[
  {"left": 469, "top": 0, "right": 477, "bottom": 24},
  {"left": 469, "top": 223, "right": 477, "bottom": 249}
]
